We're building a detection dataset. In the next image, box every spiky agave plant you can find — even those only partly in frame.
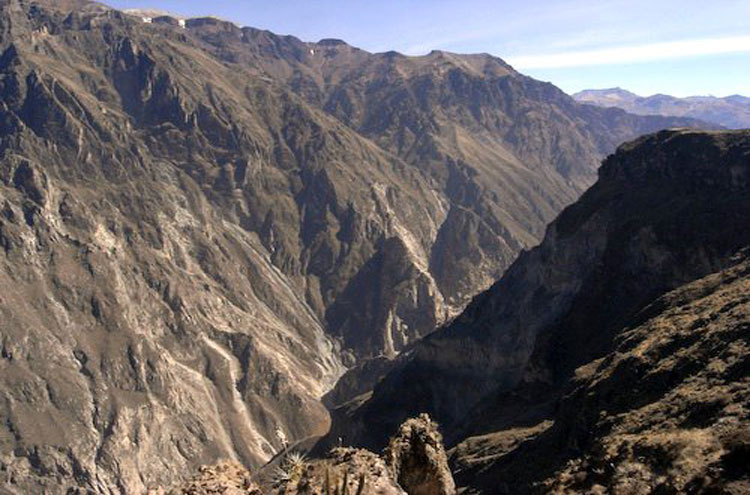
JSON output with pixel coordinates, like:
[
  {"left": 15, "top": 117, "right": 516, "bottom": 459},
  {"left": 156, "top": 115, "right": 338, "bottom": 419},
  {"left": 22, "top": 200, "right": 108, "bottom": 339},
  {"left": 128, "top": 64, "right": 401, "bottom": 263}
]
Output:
[
  {"left": 285, "top": 451, "right": 308, "bottom": 471},
  {"left": 271, "top": 464, "right": 293, "bottom": 487},
  {"left": 271, "top": 450, "right": 308, "bottom": 488}
]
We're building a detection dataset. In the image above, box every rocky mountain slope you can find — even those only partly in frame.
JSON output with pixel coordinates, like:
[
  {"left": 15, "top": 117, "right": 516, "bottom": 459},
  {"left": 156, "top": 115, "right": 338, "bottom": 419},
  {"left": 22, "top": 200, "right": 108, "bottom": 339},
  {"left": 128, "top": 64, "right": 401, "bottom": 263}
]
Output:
[
  {"left": 0, "top": 0, "right": 715, "bottom": 492},
  {"left": 574, "top": 88, "right": 750, "bottom": 129},
  {"left": 452, "top": 249, "right": 750, "bottom": 494},
  {"left": 326, "top": 129, "right": 750, "bottom": 492},
  {"left": 181, "top": 14, "right": 711, "bottom": 357}
]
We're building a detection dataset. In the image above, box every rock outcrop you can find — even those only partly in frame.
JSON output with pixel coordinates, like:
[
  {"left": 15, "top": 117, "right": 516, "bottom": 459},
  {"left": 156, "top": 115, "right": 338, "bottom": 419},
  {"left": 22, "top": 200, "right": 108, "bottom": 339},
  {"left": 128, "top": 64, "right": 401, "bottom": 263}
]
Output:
[
  {"left": 155, "top": 415, "right": 455, "bottom": 495},
  {"left": 384, "top": 414, "right": 455, "bottom": 495}
]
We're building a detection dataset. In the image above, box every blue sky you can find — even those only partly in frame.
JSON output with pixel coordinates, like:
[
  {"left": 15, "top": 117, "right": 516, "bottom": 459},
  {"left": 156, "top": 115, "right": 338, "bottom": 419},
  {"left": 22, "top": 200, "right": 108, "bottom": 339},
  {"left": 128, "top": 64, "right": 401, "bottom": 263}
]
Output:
[{"left": 105, "top": 0, "right": 750, "bottom": 97}]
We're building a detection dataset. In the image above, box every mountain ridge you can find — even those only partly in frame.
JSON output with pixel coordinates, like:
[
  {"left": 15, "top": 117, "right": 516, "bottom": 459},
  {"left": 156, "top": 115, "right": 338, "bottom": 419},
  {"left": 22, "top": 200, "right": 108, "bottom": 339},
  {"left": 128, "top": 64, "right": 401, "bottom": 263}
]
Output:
[{"left": 574, "top": 87, "right": 750, "bottom": 129}]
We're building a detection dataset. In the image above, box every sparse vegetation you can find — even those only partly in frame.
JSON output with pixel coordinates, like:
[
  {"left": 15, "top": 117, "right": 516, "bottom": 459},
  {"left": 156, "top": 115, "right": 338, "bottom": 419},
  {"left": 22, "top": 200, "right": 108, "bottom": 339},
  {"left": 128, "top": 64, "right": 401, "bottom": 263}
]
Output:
[
  {"left": 271, "top": 450, "right": 308, "bottom": 488},
  {"left": 323, "top": 466, "right": 367, "bottom": 495}
]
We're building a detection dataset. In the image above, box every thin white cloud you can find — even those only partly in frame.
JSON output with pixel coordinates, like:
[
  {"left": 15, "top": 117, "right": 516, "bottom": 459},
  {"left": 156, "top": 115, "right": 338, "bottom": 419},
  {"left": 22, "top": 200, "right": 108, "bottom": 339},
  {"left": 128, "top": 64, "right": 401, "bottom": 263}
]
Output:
[{"left": 507, "top": 35, "right": 750, "bottom": 69}]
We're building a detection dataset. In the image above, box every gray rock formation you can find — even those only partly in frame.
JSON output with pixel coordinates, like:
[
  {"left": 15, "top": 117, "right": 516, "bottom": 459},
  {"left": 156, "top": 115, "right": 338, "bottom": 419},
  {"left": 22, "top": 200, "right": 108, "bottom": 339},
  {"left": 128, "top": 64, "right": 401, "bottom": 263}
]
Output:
[{"left": 384, "top": 414, "right": 455, "bottom": 495}]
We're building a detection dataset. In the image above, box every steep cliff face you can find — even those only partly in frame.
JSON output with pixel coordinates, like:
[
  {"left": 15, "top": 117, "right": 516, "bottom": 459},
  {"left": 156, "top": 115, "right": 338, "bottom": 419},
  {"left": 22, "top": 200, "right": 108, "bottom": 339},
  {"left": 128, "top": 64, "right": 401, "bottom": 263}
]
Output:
[
  {"left": 328, "top": 130, "right": 750, "bottom": 457},
  {"left": 541, "top": 252, "right": 749, "bottom": 494},
  {"left": 0, "top": 3, "right": 348, "bottom": 492},
  {"left": 0, "top": 0, "right": 717, "bottom": 492}
]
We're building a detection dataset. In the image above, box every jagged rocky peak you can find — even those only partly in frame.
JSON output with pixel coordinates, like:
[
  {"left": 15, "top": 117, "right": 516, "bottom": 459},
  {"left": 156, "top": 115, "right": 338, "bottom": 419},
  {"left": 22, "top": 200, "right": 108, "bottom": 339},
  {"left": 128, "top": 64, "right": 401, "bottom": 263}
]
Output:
[{"left": 384, "top": 414, "right": 456, "bottom": 495}]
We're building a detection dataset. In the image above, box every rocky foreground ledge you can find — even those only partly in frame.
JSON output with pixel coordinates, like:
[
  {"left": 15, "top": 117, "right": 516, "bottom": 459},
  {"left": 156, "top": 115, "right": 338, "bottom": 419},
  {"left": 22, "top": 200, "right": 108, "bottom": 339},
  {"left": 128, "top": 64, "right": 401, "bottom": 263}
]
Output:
[{"left": 149, "top": 414, "right": 455, "bottom": 495}]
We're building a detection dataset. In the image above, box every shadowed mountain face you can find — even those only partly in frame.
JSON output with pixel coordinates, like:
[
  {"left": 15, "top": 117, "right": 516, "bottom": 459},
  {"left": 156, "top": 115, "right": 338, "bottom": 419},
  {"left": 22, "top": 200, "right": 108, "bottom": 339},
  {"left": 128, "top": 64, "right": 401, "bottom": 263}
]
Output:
[
  {"left": 452, "top": 249, "right": 750, "bottom": 494},
  {"left": 327, "top": 129, "right": 750, "bottom": 492},
  {"left": 0, "top": 0, "right": 716, "bottom": 492},
  {"left": 574, "top": 88, "right": 750, "bottom": 129}
]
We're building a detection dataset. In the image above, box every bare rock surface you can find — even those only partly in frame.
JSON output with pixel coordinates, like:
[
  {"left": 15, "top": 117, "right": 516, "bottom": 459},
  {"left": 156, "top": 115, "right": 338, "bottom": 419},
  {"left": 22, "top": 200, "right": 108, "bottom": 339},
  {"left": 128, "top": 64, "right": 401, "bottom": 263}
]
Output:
[{"left": 384, "top": 414, "right": 455, "bottom": 495}]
